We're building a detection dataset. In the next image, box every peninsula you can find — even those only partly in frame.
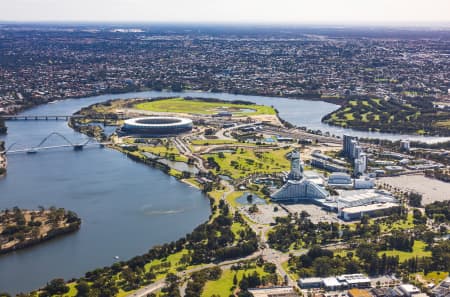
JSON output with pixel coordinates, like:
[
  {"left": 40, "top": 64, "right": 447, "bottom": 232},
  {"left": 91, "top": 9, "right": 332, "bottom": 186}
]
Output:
[{"left": 0, "top": 207, "right": 81, "bottom": 254}]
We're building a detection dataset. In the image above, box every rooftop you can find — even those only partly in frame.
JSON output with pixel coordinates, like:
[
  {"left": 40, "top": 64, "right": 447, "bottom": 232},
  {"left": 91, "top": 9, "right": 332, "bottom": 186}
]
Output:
[
  {"left": 248, "top": 286, "right": 299, "bottom": 297},
  {"left": 341, "top": 202, "right": 400, "bottom": 214}
]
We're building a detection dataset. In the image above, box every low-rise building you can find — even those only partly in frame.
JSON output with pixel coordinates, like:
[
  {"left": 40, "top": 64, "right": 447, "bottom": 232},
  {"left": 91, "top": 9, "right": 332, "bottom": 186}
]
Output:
[
  {"left": 299, "top": 277, "right": 323, "bottom": 289},
  {"left": 249, "top": 286, "right": 299, "bottom": 297},
  {"left": 338, "top": 274, "right": 372, "bottom": 289},
  {"left": 340, "top": 202, "right": 400, "bottom": 221},
  {"left": 348, "top": 288, "right": 373, "bottom": 297},
  {"left": 323, "top": 277, "right": 342, "bottom": 291},
  {"left": 354, "top": 177, "right": 375, "bottom": 189},
  {"left": 311, "top": 158, "right": 348, "bottom": 173},
  {"left": 328, "top": 172, "right": 353, "bottom": 189},
  {"left": 299, "top": 274, "right": 372, "bottom": 291},
  {"left": 397, "top": 284, "right": 421, "bottom": 297},
  {"left": 432, "top": 277, "right": 450, "bottom": 297}
]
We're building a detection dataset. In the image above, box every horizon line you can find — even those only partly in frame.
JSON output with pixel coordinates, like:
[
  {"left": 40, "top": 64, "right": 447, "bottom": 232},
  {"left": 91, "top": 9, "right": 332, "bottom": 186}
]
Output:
[{"left": 1, "top": 20, "right": 450, "bottom": 29}]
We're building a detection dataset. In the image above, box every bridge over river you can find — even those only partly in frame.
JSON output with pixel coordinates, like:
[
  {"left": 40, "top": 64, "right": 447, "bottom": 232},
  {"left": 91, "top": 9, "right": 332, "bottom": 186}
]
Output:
[
  {"left": 4, "top": 132, "right": 110, "bottom": 154},
  {"left": 0, "top": 114, "right": 128, "bottom": 121}
]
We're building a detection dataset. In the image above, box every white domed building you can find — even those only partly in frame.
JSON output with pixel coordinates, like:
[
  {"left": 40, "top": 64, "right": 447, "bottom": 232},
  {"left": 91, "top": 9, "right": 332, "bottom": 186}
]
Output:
[{"left": 119, "top": 116, "right": 193, "bottom": 136}]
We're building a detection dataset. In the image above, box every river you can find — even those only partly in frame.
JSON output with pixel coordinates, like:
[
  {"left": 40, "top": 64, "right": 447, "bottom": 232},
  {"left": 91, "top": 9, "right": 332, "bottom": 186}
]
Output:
[{"left": 0, "top": 90, "right": 448, "bottom": 294}]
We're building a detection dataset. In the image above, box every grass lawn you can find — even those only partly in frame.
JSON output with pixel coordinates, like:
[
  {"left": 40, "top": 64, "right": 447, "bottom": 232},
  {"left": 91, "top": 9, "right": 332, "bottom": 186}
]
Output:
[
  {"left": 144, "top": 249, "right": 193, "bottom": 278},
  {"left": 282, "top": 261, "right": 299, "bottom": 281},
  {"left": 414, "top": 271, "right": 449, "bottom": 285},
  {"left": 378, "top": 212, "right": 415, "bottom": 233},
  {"left": 135, "top": 98, "right": 276, "bottom": 116},
  {"left": 202, "top": 266, "right": 268, "bottom": 297},
  {"left": 138, "top": 143, "right": 188, "bottom": 162},
  {"left": 226, "top": 191, "right": 244, "bottom": 208},
  {"left": 231, "top": 222, "right": 246, "bottom": 240},
  {"left": 117, "top": 288, "right": 136, "bottom": 297},
  {"left": 333, "top": 249, "right": 357, "bottom": 259},
  {"left": 61, "top": 282, "right": 78, "bottom": 296},
  {"left": 205, "top": 147, "right": 291, "bottom": 179},
  {"left": 184, "top": 177, "right": 202, "bottom": 189},
  {"left": 323, "top": 97, "right": 429, "bottom": 134},
  {"left": 344, "top": 113, "right": 355, "bottom": 120},
  {"left": 378, "top": 240, "right": 431, "bottom": 262}
]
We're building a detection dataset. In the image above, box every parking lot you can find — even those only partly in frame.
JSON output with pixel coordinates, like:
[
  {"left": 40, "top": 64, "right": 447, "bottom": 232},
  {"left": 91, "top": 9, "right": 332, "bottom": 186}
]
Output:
[{"left": 282, "top": 203, "right": 341, "bottom": 224}]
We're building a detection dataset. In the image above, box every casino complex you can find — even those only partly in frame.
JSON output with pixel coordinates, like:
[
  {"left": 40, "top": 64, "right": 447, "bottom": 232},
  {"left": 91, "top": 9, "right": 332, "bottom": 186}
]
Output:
[{"left": 271, "top": 150, "right": 400, "bottom": 221}]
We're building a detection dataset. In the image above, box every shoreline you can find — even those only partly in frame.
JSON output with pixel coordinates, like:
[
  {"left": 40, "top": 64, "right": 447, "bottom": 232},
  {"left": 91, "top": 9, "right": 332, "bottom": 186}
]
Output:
[
  {"left": 0, "top": 223, "right": 81, "bottom": 255},
  {"left": 0, "top": 87, "right": 341, "bottom": 116},
  {"left": 0, "top": 209, "right": 82, "bottom": 255},
  {"left": 4, "top": 90, "right": 450, "bottom": 142},
  {"left": 321, "top": 115, "right": 450, "bottom": 138},
  {"left": 0, "top": 142, "right": 6, "bottom": 176}
]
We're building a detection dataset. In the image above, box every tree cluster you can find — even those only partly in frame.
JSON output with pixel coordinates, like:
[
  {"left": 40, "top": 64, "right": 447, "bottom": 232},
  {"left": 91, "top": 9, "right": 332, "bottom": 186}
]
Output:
[
  {"left": 425, "top": 201, "right": 450, "bottom": 223},
  {"left": 185, "top": 267, "right": 222, "bottom": 297},
  {"left": 187, "top": 201, "right": 258, "bottom": 264}
]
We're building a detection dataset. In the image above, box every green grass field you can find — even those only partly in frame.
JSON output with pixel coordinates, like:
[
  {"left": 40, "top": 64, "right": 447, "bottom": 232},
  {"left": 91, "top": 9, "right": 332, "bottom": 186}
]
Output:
[
  {"left": 282, "top": 261, "right": 300, "bottom": 281},
  {"left": 378, "top": 240, "right": 431, "bottom": 262},
  {"left": 324, "top": 98, "right": 421, "bottom": 128},
  {"left": 226, "top": 191, "right": 244, "bottom": 208},
  {"left": 144, "top": 249, "right": 191, "bottom": 275},
  {"left": 135, "top": 98, "right": 276, "bottom": 116},
  {"left": 61, "top": 282, "right": 78, "bottom": 297},
  {"left": 205, "top": 148, "right": 291, "bottom": 179},
  {"left": 201, "top": 266, "right": 268, "bottom": 297},
  {"left": 377, "top": 212, "right": 415, "bottom": 233},
  {"left": 137, "top": 142, "right": 188, "bottom": 163},
  {"left": 414, "top": 271, "right": 449, "bottom": 284}
]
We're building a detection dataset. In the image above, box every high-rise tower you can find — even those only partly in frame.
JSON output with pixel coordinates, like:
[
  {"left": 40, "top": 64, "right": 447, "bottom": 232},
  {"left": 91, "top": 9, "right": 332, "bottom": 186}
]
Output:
[{"left": 288, "top": 150, "right": 303, "bottom": 180}]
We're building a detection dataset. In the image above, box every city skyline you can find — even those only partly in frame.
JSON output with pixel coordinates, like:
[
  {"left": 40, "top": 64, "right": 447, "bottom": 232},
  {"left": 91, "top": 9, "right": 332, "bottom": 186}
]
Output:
[{"left": 1, "top": 0, "right": 450, "bottom": 25}]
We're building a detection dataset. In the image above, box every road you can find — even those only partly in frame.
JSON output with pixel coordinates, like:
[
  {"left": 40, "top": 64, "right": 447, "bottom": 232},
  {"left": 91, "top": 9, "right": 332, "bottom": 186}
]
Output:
[{"left": 172, "top": 137, "right": 208, "bottom": 173}]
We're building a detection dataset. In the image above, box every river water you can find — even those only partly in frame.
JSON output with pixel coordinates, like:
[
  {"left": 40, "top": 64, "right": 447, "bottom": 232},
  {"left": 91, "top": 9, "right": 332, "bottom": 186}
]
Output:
[{"left": 0, "top": 90, "right": 448, "bottom": 294}]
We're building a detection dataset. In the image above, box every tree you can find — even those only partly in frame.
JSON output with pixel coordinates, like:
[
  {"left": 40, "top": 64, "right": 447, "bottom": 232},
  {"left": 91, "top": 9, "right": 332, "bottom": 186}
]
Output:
[
  {"left": 246, "top": 194, "right": 253, "bottom": 204},
  {"left": 313, "top": 256, "right": 333, "bottom": 276},
  {"left": 408, "top": 192, "right": 422, "bottom": 207},
  {"left": 249, "top": 204, "right": 259, "bottom": 213},
  {"left": 75, "top": 280, "right": 90, "bottom": 297},
  {"left": 43, "top": 278, "right": 69, "bottom": 295}
]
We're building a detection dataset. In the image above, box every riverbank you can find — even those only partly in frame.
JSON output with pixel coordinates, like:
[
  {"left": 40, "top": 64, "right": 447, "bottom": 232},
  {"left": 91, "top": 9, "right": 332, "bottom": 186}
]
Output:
[
  {"left": 0, "top": 95, "right": 212, "bottom": 294},
  {"left": 0, "top": 141, "right": 6, "bottom": 177},
  {"left": 0, "top": 85, "right": 345, "bottom": 116},
  {"left": 0, "top": 208, "right": 81, "bottom": 255},
  {"left": 6, "top": 89, "right": 450, "bottom": 143}
]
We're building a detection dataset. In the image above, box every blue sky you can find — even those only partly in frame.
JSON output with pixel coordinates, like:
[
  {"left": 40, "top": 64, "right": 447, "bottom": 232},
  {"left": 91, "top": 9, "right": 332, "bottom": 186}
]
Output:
[{"left": 1, "top": 0, "right": 449, "bottom": 25}]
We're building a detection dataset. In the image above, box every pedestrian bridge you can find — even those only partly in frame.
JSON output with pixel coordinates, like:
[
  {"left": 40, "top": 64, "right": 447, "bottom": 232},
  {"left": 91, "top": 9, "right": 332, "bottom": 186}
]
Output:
[
  {"left": 4, "top": 132, "right": 110, "bottom": 154},
  {"left": 0, "top": 114, "right": 127, "bottom": 121}
]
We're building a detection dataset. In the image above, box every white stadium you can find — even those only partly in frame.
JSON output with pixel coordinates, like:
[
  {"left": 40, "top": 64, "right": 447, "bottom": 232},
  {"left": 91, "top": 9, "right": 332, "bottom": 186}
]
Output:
[{"left": 119, "top": 116, "right": 193, "bottom": 136}]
